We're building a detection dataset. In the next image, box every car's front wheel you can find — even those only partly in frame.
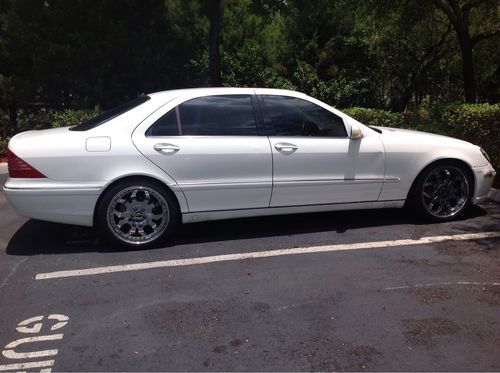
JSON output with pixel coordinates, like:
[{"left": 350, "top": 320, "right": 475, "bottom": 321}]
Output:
[
  {"left": 409, "top": 161, "right": 473, "bottom": 221},
  {"left": 97, "top": 179, "right": 179, "bottom": 249}
]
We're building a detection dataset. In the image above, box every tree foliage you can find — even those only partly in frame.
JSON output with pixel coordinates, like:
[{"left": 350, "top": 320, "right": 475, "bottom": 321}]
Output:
[{"left": 0, "top": 0, "right": 498, "bottom": 136}]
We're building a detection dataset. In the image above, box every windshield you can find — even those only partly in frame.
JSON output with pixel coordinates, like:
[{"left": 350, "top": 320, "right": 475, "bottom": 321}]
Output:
[{"left": 70, "top": 95, "right": 151, "bottom": 131}]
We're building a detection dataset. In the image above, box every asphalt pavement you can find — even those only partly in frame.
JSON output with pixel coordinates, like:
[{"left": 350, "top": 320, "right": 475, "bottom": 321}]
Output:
[{"left": 0, "top": 171, "right": 499, "bottom": 371}]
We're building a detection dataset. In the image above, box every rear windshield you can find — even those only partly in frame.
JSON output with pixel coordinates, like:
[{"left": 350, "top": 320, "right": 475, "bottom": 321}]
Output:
[{"left": 69, "top": 95, "right": 151, "bottom": 131}]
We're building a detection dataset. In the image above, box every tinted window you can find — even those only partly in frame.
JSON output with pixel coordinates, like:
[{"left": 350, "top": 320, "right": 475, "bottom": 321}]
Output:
[
  {"left": 261, "top": 95, "right": 347, "bottom": 137},
  {"left": 180, "top": 95, "right": 257, "bottom": 136},
  {"left": 146, "top": 108, "right": 179, "bottom": 136},
  {"left": 70, "top": 95, "right": 151, "bottom": 131}
]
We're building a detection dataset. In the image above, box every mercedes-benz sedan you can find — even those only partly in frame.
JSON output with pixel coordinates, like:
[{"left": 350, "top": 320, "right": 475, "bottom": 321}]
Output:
[{"left": 4, "top": 88, "right": 496, "bottom": 248}]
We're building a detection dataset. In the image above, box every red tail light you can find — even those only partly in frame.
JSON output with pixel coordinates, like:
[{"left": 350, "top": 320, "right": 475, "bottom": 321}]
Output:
[{"left": 6, "top": 149, "right": 47, "bottom": 178}]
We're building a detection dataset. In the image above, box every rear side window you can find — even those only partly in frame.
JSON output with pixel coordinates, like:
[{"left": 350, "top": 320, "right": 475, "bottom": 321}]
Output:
[
  {"left": 261, "top": 95, "right": 347, "bottom": 137},
  {"left": 70, "top": 95, "right": 151, "bottom": 131},
  {"left": 146, "top": 108, "right": 179, "bottom": 136},
  {"left": 146, "top": 95, "right": 257, "bottom": 136}
]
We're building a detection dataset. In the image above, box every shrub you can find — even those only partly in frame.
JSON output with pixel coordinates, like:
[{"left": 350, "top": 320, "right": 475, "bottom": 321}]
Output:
[
  {"left": 343, "top": 107, "right": 404, "bottom": 128},
  {"left": 50, "top": 109, "right": 98, "bottom": 128},
  {"left": 345, "top": 104, "right": 500, "bottom": 168},
  {"left": 1, "top": 108, "right": 99, "bottom": 133},
  {"left": 441, "top": 103, "right": 500, "bottom": 169},
  {"left": 0, "top": 137, "right": 9, "bottom": 157},
  {"left": 0, "top": 108, "right": 99, "bottom": 156}
]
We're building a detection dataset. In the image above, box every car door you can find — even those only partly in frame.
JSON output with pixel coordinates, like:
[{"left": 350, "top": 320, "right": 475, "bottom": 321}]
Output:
[
  {"left": 257, "top": 93, "right": 385, "bottom": 207},
  {"left": 132, "top": 93, "right": 272, "bottom": 212}
]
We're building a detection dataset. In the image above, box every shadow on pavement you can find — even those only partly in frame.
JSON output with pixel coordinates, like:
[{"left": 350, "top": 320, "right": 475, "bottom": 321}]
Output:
[{"left": 5, "top": 205, "right": 488, "bottom": 256}]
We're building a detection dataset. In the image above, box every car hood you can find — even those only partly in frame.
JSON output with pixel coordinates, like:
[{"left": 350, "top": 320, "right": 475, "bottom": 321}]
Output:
[{"left": 373, "top": 126, "right": 472, "bottom": 146}]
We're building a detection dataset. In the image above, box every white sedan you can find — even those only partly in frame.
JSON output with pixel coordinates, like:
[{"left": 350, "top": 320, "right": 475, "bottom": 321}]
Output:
[{"left": 3, "top": 88, "right": 496, "bottom": 248}]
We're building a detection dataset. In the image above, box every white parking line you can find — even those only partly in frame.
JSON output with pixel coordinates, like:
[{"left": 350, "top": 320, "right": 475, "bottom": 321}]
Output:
[
  {"left": 35, "top": 231, "right": 500, "bottom": 280},
  {"left": 384, "top": 281, "right": 500, "bottom": 290}
]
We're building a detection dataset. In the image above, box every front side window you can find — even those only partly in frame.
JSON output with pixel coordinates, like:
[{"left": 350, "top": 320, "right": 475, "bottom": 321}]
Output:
[
  {"left": 146, "top": 94, "right": 257, "bottom": 136},
  {"left": 261, "top": 95, "right": 347, "bottom": 137}
]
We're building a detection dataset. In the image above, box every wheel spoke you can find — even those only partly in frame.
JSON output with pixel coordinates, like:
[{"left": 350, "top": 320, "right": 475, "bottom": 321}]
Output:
[
  {"left": 442, "top": 169, "right": 452, "bottom": 182},
  {"left": 435, "top": 200, "right": 444, "bottom": 214},
  {"left": 423, "top": 190, "right": 439, "bottom": 199},
  {"left": 130, "top": 189, "right": 138, "bottom": 200},
  {"left": 146, "top": 210, "right": 163, "bottom": 217},
  {"left": 114, "top": 210, "right": 131, "bottom": 219}
]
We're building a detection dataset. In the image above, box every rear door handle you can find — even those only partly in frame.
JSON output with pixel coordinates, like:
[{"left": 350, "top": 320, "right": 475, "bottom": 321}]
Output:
[
  {"left": 153, "top": 143, "right": 180, "bottom": 153},
  {"left": 274, "top": 142, "right": 298, "bottom": 151}
]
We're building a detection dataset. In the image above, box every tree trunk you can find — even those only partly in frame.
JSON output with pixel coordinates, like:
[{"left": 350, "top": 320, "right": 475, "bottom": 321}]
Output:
[
  {"left": 391, "top": 91, "right": 412, "bottom": 112},
  {"left": 457, "top": 35, "right": 476, "bottom": 103},
  {"left": 208, "top": 0, "right": 222, "bottom": 87},
  {"left": 430, "top": 0, "right": 483, "bottom": 103}
]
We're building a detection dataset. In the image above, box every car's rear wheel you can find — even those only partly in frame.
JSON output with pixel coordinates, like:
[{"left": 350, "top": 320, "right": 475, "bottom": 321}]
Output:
[
  {"left": 409, "top": 161, "right": 473, "bottom": 221},
  {"left": 97, "top": 180, "right": 179, "bottom": 249}
]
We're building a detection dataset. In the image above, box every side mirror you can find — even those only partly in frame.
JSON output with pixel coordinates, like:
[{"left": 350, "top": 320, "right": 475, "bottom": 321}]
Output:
[{"left": 350, "top": 124, "right": 363, "bottom": 140}]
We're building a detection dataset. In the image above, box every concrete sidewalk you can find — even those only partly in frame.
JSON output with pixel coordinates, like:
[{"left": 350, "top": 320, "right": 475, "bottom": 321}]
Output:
[{"left": 0, "top": 163, "right": 6, "bottom": 174}]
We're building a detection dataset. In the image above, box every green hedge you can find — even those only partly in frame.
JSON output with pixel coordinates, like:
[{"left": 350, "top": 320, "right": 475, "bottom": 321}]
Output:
[
  {"left": 343, "top": 107, "right": 405, "bottom": 128},
  {"left": 0, "top": 108, "right": 98, "bottom": 157},
  {"left": 441, "top": 104, "right": 500, "bottom": 169},
  {"left": 345, "top": 104, "right": 500, "bottom": 168}
]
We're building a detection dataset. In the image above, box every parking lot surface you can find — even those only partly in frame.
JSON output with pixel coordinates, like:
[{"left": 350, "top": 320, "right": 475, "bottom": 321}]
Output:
[{"left": 0, "top": 172, "right": 499, "bottom": 371}]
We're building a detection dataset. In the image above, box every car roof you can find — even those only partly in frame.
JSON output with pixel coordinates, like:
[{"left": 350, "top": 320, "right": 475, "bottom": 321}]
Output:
[{"left": 147, "top": 87, "right": 308, "bottom": 100}]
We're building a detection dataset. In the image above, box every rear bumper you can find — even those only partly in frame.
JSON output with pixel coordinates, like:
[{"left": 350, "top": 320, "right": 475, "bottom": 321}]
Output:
[
  {"left": 3, "top": 179, "right": 103, "bottom": 227},
  {"left": 472, "top": 165, "right": 496, "bottom": 204}
]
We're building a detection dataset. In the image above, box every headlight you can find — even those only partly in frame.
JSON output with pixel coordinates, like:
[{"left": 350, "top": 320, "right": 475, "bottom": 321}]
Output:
[{"left": 480, "top": 147, "right": 491, "bottom": 164}]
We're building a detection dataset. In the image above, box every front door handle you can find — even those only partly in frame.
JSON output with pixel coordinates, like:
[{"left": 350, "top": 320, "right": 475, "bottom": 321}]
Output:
[
  {"left": 274, "top": 142, "right": 298, "bottom": 151},
  {"left": 153, "top": 143, "right": 180, "bottom": 153}
]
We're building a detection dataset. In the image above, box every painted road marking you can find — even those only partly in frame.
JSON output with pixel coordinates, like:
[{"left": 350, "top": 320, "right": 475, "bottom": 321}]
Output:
[
  {"left": 35, "top": 231, "right": 500, "bottom": 280},
  {"left": 384, "top": 281, "right": 500, "bottom": 290},
  {"left": 2, "top": 334, "right": 62, "bottom": 359},
  {"left": 0, "top": 360, "right": 54, "bottom": 371},
  {"left": 0, "top": 314, "right": 69, "bottom": 372}
]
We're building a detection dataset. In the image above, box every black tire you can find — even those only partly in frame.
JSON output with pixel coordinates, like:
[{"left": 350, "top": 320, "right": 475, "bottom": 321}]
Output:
[
  {"left": 407, "top": 161, "right": 473, "bottom": 222},
  {"left": 96, "top": 179, "right": 179, "bottom": 249}
]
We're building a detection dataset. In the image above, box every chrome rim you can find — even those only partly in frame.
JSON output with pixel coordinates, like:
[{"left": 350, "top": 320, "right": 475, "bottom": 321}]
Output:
[
  {"left": 421, "top": 166, "right": 469, "bottom": 218},
  {"left": 106, "top": 186, "right": 169, "bottom": 245}
]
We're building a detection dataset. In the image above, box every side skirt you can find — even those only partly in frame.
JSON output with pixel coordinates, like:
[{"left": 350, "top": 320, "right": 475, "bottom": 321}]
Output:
[{"left": 182, "top": 200, "right": 406, "bottom": 224}]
